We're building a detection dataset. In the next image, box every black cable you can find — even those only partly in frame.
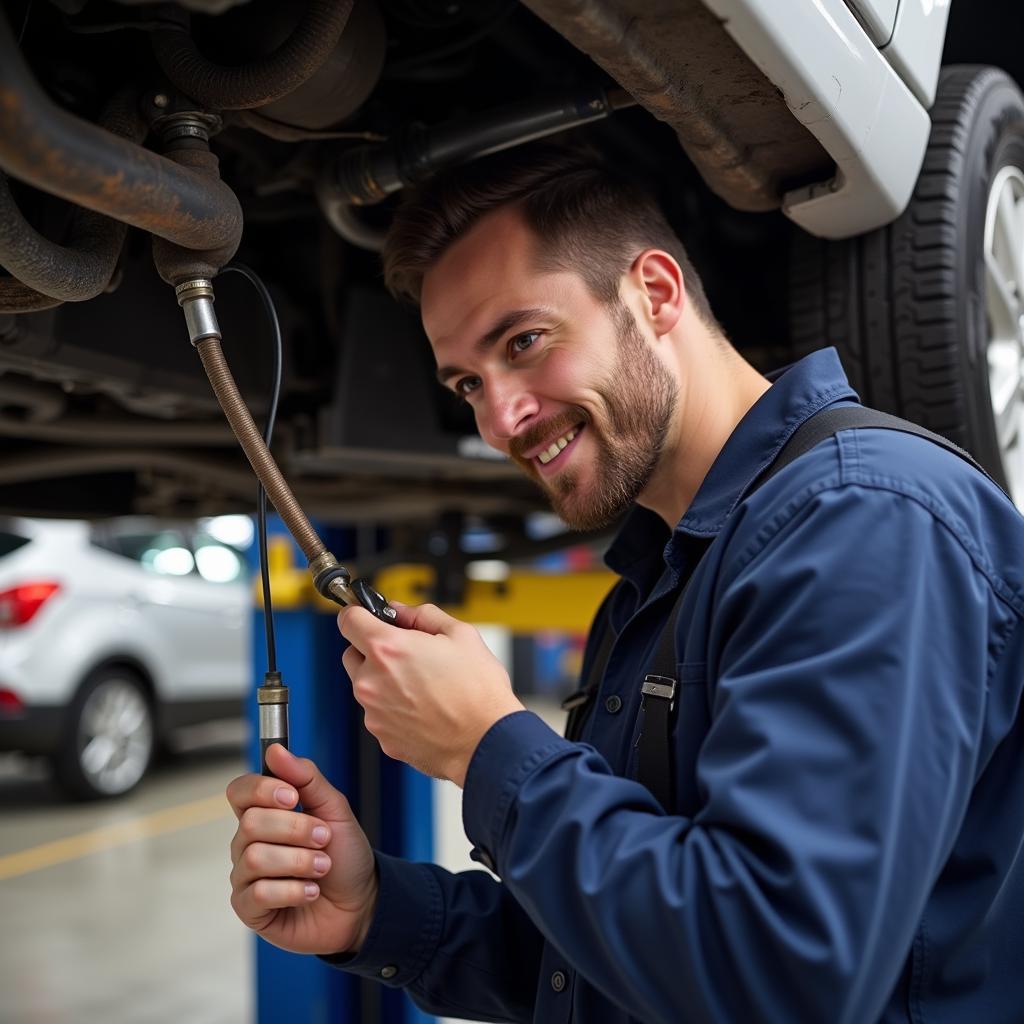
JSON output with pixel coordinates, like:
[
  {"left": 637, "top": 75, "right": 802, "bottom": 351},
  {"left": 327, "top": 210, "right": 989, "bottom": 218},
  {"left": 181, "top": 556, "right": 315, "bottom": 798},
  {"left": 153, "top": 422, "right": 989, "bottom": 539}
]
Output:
[
  {"left": 384, "top": 1, "right": 516, "bottom": 78},
  {"left": 221, "top": 263, "right": 282, "bottom": 674},
  {"left": 17, "top": 1, "right": 35, "bottom": 46}
]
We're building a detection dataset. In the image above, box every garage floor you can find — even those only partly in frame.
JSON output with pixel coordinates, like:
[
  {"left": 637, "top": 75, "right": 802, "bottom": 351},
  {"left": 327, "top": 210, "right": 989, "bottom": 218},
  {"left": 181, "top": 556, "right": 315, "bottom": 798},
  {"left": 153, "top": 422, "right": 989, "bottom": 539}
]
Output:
[
  {"left": 0, "top": 701, "right": 566, "bottom": 1024},
  {"left": 0, "top": 724, "right": 251, "bottom": 1024}
]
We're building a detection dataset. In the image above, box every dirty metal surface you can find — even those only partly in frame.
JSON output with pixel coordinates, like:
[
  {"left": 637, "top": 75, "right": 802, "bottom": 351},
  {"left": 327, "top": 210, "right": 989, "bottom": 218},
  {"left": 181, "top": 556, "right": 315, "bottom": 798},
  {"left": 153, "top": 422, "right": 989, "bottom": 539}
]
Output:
[
  {"left": 523, "top": 0, "right": 833, "bottom": 211},
  {"left": 0, "top": 10, "right": 243, "bottom": 257}
]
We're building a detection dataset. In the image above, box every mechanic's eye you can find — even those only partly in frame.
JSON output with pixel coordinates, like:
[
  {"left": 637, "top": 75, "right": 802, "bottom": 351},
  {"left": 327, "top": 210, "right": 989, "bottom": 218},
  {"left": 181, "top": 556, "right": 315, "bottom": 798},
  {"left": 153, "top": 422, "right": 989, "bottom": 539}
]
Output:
[
  {"left": 455, "top": 376, "right": 481, "bottom": 398},
  {"left": 511, "top": 331, "right": 541, "bottom": 354}
]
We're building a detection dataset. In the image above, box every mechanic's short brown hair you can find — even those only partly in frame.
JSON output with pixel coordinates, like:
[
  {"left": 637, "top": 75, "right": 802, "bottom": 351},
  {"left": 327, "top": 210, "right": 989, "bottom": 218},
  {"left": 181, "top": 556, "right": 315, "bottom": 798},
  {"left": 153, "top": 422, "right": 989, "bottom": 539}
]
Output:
[{"left": 383, "top": 143, "right": 716, "bottom": 326}]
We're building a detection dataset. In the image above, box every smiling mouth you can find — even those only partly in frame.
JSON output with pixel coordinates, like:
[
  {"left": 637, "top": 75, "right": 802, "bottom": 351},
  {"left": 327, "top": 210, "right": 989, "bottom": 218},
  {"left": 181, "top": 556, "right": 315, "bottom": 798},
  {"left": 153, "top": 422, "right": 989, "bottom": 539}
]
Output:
[{"left": 536, "top": 424, "right": 583, "bottom": 468}]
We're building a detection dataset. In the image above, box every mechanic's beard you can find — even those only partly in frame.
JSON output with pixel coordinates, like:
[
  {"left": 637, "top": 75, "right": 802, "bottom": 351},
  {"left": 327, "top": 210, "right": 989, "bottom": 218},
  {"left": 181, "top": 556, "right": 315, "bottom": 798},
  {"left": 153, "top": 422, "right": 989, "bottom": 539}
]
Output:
[{"left": 541, "top": 305, "right": 676, "bottom": 531}]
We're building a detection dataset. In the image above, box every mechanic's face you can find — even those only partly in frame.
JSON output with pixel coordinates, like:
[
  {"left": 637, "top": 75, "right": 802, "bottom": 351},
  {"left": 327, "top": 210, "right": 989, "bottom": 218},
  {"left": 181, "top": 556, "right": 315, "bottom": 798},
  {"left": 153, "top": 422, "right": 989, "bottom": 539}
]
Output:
[{"left": 422, "top": 207, "right": 677, "bottom": 530}]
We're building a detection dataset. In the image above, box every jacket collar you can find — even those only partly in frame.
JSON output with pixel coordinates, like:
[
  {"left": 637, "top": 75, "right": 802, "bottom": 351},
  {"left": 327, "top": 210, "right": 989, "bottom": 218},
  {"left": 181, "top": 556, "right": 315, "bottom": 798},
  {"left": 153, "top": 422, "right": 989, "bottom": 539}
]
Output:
[{"left": 605, "top": 347, "right": 859, "bottom": 589}]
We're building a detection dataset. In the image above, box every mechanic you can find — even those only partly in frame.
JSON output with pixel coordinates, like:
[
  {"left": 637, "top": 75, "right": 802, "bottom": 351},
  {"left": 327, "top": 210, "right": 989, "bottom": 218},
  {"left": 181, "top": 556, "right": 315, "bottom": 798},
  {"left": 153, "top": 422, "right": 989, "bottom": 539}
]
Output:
[{"left": 227, "top": 145, "right": 1024, "bottom": 1022}]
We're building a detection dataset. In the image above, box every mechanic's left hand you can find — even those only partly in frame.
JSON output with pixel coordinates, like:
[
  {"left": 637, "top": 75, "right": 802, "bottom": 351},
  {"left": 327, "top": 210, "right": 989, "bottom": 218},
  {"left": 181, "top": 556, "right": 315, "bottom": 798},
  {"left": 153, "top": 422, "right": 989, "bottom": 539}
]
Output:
[{"left": 338, "top": 601, "right": 525, "bottom": 786}]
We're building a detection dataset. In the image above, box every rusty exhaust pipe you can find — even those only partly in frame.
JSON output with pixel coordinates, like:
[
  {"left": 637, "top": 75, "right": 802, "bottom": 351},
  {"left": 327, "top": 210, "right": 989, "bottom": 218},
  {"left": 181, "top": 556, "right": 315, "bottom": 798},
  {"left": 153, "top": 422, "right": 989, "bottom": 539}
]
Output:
[{"left": 0, "top": 6, "right": 242, "bottom": 260}]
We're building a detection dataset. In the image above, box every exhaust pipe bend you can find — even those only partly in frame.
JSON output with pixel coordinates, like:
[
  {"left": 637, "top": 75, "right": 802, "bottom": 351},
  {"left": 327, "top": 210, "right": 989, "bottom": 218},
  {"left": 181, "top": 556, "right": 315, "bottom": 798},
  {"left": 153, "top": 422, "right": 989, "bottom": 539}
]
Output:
[
  {"left": 0, "top": 7, "right": 242, "bottom": 259},
  {"left": 0, "top": 172, "right": 127, "bottom": 303},
  {"left": 0, "top": 278, "right": 64, "bottom": 314},
  {"left": 0, "top": 93, "right": 147, "bottom": 303}
]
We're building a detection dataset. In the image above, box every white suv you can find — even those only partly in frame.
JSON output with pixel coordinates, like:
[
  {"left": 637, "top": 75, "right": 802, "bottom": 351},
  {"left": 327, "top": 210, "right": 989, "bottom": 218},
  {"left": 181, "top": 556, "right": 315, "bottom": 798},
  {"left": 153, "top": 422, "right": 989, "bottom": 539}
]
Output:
[{"left": 0, "top": 517, "right": 249, "bottom": 799}]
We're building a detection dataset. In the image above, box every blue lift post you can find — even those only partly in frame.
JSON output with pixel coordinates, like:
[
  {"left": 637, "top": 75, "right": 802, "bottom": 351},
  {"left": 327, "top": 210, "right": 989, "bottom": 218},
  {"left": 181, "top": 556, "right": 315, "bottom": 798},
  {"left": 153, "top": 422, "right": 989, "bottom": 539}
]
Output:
[{"left": 247, "top": 517, "right": 435, "bottom": 1024}]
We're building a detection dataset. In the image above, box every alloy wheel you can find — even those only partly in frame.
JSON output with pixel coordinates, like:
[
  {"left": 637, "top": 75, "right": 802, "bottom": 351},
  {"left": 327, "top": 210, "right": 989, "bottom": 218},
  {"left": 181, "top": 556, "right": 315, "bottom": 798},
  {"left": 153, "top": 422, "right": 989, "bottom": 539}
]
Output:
[
  {"left": 76, "top": 676, "right": 153, "bottom": 796},
  {"left": 984, "top": 164, "right": 1024, "bottom": 508}
]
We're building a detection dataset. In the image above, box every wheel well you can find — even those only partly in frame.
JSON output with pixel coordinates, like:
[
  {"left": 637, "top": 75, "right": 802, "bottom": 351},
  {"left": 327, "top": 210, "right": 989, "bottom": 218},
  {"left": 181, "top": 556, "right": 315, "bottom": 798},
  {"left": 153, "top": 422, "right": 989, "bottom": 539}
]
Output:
[{"left": 944, "top": 5, "right": 1024, "bottom": 92}]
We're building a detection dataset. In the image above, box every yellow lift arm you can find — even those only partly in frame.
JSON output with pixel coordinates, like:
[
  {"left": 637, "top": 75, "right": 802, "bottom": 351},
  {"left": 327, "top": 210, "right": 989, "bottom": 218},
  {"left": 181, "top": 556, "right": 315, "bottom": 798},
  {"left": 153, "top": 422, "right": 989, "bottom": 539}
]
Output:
[{"left": 257, "top": 536, "right": 615, "bottom": 635}]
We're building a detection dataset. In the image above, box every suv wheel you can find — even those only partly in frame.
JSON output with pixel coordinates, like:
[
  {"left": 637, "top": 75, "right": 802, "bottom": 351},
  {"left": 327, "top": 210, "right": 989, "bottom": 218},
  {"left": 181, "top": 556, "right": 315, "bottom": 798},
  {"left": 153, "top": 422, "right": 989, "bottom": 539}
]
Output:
[
  {"left": 790, "top": 65, "right": 1024, "bottom": 506},
  {"left": 52, "top": 667, "right": 154, "bottom": 800}
]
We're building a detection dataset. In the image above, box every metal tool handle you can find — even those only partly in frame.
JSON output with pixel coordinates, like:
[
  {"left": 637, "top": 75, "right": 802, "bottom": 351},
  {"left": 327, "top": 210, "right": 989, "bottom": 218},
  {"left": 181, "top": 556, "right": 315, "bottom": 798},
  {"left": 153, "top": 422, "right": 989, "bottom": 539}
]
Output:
[
  {"left": 352, "top": 578, "right": 398, "bottom": 623},
  {"left": 260, "top": 734, "right": 287, "bottom": 777},
  {"left": 258, "top": 676, "right": 289, "bottom": 777}
]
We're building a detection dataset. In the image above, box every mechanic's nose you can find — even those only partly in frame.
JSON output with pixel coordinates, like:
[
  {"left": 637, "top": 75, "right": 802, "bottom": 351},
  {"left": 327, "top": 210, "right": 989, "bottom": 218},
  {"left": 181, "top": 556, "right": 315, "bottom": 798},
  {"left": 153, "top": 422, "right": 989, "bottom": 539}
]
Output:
[{"left": 485, "top": 381, "right": 540, "bottom": 445}]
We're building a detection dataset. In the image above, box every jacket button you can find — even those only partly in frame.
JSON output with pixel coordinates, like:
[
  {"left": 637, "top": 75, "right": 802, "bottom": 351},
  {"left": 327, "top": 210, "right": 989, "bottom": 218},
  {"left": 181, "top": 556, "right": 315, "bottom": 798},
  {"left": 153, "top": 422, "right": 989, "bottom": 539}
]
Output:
[
  {"left": 380, "top": 965, "right": 397, "bottom": 979},
  {"left": 604, "top": 695, "right": 622, "bottom": 714},
  {"left": 550, "top": 970, "right": 567, "bottom": 992}
]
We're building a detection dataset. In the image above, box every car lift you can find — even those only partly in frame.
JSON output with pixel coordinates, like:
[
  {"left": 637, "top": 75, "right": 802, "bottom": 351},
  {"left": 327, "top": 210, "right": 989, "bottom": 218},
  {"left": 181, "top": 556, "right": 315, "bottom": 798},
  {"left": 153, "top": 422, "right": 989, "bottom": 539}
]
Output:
[{"left": 250, "top": 523, "right": 614, "bottom": 1023}]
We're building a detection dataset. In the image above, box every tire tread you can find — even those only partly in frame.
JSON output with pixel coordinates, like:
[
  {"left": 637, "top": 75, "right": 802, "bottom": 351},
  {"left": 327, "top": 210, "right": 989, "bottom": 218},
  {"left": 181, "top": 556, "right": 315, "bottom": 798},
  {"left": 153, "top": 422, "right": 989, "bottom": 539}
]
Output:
[{"left": 790, "top": 64, "right": 1024, "bottom": 477}]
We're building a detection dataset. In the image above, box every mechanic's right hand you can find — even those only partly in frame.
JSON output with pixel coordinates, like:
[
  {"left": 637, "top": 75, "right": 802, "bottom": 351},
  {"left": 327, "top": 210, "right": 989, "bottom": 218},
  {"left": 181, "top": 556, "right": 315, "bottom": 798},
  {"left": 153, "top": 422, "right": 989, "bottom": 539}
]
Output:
[{"left": 226, "top": 743, "right": 378, "bottom": 956}]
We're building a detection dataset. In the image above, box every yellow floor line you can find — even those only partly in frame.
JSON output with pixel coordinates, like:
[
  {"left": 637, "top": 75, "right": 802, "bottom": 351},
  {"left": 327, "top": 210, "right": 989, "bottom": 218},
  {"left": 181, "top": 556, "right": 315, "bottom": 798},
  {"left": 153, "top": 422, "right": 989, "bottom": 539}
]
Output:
[{"left": 0, "top": 793, "right": 231, "bottom": 881}]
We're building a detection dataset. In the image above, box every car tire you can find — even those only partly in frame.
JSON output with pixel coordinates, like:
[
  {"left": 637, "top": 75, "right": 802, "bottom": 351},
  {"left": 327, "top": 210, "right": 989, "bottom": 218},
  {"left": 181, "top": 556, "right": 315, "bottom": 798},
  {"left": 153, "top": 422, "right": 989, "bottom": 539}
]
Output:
[
  {"left": 52, "top": 666, "right": 155, "bottom": 800},
  {"left": 789, "top": 65, "right": 1024, "bottom": 506}
]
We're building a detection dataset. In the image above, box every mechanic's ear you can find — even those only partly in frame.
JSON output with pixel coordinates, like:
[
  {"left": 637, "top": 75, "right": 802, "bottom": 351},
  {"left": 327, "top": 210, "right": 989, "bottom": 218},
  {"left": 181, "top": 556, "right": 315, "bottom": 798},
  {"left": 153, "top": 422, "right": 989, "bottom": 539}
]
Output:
[{"left": 633, "top": 249, "right": 684, "bottom": 336}]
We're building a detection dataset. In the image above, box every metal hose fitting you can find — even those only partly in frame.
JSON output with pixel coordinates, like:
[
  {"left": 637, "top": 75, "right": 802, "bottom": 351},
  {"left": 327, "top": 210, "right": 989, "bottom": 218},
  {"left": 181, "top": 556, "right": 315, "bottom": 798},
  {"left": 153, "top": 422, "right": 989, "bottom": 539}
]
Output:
[
  {"left": 309, "top": 551, "right": 361, "bottom": 607},
  {"left": 174, "top": 279, "right": 221, "bottom": 345}
]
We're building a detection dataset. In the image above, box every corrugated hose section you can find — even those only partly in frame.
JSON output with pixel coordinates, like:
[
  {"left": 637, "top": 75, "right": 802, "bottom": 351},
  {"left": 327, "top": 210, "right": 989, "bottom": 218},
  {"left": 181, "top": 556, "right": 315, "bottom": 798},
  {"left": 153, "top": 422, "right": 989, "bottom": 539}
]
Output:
[{"left": 194, "top": 336, "right": 325, "bottom": 560}]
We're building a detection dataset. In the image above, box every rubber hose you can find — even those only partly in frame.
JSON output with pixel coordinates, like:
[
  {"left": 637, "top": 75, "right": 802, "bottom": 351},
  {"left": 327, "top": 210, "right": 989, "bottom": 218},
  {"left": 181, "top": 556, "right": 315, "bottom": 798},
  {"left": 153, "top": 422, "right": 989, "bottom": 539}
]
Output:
[{"left": 152, "top": 0, "right": 354, "bottom": 111}]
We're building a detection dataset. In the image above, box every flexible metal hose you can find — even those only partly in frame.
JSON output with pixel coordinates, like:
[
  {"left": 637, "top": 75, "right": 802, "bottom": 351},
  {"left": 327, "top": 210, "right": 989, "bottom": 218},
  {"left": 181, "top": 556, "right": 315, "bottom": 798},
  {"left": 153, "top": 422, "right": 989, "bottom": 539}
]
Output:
[
  {"left": 194, "top": 336, "right": 325, "bottom": 560},
  {"left": 152, "top": 0, "right": 354, "bottom": 111}
]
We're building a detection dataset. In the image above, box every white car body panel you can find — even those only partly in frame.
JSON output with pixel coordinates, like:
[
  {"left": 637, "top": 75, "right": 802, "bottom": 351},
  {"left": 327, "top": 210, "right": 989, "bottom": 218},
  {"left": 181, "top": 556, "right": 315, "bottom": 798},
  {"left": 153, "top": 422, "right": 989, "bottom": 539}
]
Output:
[
  {"left": 704, "top": 0, "right": 932, "bottom": 238},
  {"left": 881, "top": 0, "right": 953, "bottom": 108},
  {"left": 844, "top": 0, "right": 898, "bottom": 45},
  {"left": 0, "top": 518, "right": 247, "bottom": 710},
  {"left": 119, "top": 560, "right": 247, "bottom": 701}
]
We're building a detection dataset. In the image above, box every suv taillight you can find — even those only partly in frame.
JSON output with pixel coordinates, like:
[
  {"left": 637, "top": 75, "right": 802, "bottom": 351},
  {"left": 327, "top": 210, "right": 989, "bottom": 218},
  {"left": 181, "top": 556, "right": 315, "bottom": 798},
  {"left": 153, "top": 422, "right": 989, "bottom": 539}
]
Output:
[
  {"left": 0, "top": 688, "right": 24, "bottom": 714},
  {"left": 0, "top": 582, "right": 62, "bottom": 626}
]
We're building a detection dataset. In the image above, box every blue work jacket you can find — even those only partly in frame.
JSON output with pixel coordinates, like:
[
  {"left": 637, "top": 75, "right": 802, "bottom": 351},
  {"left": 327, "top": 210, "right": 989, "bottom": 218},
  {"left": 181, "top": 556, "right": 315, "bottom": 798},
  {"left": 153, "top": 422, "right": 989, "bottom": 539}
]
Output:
[{"left": 327, "top": 348, "right": 1024, "bottom": 1022}]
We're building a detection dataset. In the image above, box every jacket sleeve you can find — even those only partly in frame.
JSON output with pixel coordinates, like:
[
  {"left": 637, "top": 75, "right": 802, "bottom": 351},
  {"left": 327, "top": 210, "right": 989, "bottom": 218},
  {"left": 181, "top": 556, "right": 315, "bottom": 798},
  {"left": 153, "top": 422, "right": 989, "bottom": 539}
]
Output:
[
  {"left": 322, "top": 581, "right": 623, "bottom": 1020},
  {"left": 461, "top": 484, "right": 1002, "bottom": 1023},
  {"left": 321, "top": 850, "right": 544, "bottom": 1022}
]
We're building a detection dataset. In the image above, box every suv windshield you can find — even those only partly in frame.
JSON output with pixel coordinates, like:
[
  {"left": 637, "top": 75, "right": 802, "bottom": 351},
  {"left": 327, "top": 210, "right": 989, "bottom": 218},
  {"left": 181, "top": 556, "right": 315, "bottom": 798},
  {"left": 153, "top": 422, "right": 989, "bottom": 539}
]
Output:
[{"left": 0, "top": 530, "right": 29, "bottom": 559}]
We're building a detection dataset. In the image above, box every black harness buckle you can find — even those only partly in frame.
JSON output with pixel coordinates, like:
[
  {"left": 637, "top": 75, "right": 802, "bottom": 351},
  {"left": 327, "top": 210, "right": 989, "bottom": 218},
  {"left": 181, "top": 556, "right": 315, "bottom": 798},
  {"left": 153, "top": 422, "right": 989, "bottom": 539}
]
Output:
[{"left": 641, "top": 674, "right": 677, "bottom": 708}]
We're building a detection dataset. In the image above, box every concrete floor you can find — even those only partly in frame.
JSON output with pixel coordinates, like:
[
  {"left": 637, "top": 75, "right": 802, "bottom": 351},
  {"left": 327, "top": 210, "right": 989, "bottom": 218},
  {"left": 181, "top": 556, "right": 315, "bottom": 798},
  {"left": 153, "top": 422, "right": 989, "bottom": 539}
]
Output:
[
  {"left": 0, "top": 723, "right": 252, "bottom": 1024},
  {"left": 0, "top": 701, "right": 566, "bottom": 1024}
]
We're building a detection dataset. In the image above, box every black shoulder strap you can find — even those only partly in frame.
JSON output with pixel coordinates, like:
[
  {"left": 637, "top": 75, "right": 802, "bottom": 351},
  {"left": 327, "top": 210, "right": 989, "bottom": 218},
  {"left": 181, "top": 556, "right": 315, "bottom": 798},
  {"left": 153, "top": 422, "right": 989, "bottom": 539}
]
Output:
[
  {"left": 636, "top": 580, "right": 692, "bottom": 811},
  {"left": 635, "top": 404, "right": 1000, "bottom": 810},
  {"left": 757, "top": 405, "right": 1000, "bottom": 493}
]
